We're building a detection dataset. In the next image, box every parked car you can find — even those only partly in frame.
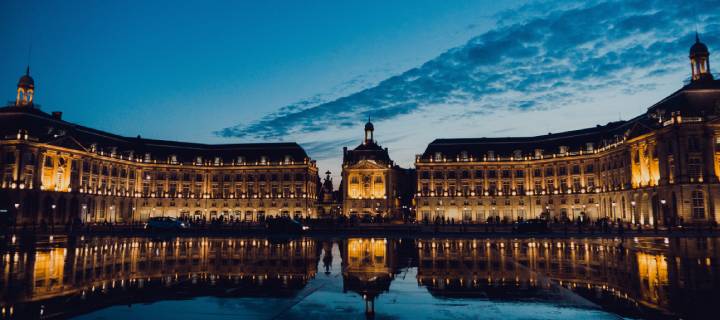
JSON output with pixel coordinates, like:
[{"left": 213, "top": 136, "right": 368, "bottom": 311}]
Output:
[
  {"left": 145, "top": 217, "right": 188, "bottom": 231},
  {"left": 512, "top": 219, "right": 549, "bottom": 233},
  {"left": 266, "top": 217, "right": 309, "bottom": 233}
]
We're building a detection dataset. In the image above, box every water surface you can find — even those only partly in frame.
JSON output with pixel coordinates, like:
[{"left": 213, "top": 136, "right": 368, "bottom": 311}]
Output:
[{"left": 1, "top": 235, "right": 717, "bottom": 319}]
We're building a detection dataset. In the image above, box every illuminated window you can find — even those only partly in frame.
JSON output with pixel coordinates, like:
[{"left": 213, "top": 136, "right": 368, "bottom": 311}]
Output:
[
  {"left": 44, "top": 156, "right": 53, "bottom": 167},
  {"left": 688, "top": 157, "right": 702, "bottom": 181},
  {"left": 692, "top": 191, "right": 705, "bottom": 219}
]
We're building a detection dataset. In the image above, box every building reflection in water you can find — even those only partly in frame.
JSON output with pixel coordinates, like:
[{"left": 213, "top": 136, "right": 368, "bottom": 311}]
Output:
[
  {"left": 340, "top": 238, "right": 395, "bottom": 315},
  {"left": 415, "top": 237, "right": 718, "bottom": 318},
  {"left": 0, "top": 237, "right": 318, "bottom": 319},
  {"left": 0, "top": 236, "right": 718, "bottom": 319}
]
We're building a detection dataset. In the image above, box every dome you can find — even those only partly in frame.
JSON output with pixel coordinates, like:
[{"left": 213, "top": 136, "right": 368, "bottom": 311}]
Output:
[
  {"left": 364, "top": 121, "right": 374, "bottom": 131},
  {"left": 690, "top": 33, "right": 709, "bottom": 56},
  {"left": 17, "top": 66, "right": 34, "bottom": 88}
]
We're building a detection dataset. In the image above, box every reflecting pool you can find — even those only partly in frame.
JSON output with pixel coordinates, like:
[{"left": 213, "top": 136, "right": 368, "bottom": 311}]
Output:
[{"left": 1, "top": 236, "right": 718, "bottom": 319}]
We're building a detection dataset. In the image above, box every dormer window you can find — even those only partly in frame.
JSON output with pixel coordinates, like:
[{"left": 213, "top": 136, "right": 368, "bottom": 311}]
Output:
[
  {"left": 109, "top": 147, "right": 117, "bottom": 157},
  {"left": 487, "top": 150, "right": 495, "bottom": 160},
  {"left": 513, "top": 150, "right": 522, "bottom": 159},
  {"left": 260, "top": 156, "right": 268, "bottom": 164},
  {"left": 559, "top": 146, "right": 569, "bottom": 154},
  {"left": 284, "top": 155, "right": 292, "bottom": 164},
  {"left": 586, "top": 143, "right": 594, "bottom": 152},
  {"left": 534, "top": 149, "right": 543, "bottom": 158},
  {"left": 144, "top": 153, "right": 151, "bottom": 162},
  {"left": 170, "top": 155, "right": 178, "bottom": 164},
  {"left": 434, "top": 152, "right": 443, "bottom": 161},
  {"left": 214, "top": 157, "right": 221, "bottom": 165},
  {"left": 237, "top": 156, "right": 245, "bottom": 164},
  {"left": 196, "top": 156, "right": 203, "bottom": 164},
  {"left": 460, "top": 151, "right": 469, "bottom": 161},
  {"left": 90, "top": 144, "right": 97, "bottom": 152}
]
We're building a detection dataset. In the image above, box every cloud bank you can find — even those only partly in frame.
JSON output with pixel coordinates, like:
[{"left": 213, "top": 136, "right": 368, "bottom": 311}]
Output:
[{"left": 216, "top": 0, "right": 720, "bottom": 161}]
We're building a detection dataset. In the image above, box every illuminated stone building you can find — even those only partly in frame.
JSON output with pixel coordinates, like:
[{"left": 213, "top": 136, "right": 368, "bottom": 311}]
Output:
[
  {"left": 341, "top": 120, "right": 403, "bottom": 217},
  {"left": 415, "top": 36, "right": 720, "bottom": 226},
  {"left": 0, "top": 70, "right": 319, "bottom": 226}
]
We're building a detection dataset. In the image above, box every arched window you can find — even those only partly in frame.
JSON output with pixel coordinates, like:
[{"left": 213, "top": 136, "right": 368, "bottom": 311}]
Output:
[{"left": 692, "top": 191, "right": 706, "bottom": 219}]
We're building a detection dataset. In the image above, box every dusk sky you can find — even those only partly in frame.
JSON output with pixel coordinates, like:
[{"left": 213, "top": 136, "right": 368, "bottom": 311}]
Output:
[{"left": 1, "top": 0, "right": 718, "bottom": 179}]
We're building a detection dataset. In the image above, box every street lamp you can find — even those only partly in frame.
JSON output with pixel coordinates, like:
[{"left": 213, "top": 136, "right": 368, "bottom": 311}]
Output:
[
  {"left": 660, "top": 199, "right": 667, "bottom": 226},
  {"left": 82, "top": 204, "right": 88, "bottom": 224},
  {"left": 13, "top": 203, "right": 20, "bottom": 232},
  {"left": 51, "top": 204, "right": 56, "bottom": 233}
]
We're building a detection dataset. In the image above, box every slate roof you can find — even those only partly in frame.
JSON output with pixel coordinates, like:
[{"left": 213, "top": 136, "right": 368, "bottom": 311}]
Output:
[
  {"left": 646, "top": 79, "right": 720, "bottom": 117},
  {"left": 0, "top": 106, "right": 310, "bottom": 164},
  {"left": 421, "top": 79, "right": 720, "bottom": 160},
  {"left": 343, "top": 140, "right": 392, "bottom": 165}
]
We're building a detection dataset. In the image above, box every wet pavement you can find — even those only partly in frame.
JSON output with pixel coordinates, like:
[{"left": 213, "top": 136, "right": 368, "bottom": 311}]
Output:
[{"left": 1, "top": 235, "right": 718, "bottom": 319}]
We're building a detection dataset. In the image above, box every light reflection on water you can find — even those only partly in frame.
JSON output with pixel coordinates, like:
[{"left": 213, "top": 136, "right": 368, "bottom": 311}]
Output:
[{"left": 0, "top": 236, "right": 717, "bottom": 319}]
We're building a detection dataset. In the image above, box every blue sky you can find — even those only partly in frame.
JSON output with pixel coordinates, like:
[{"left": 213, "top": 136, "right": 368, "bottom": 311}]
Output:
[{"left": 1, "top": 0, "right": 718, "bottom": 179}]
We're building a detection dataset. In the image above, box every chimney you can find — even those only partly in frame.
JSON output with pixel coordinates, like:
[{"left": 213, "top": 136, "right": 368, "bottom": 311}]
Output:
[{"left": 51, "top": 111, "right": 62, "bottom": 120}]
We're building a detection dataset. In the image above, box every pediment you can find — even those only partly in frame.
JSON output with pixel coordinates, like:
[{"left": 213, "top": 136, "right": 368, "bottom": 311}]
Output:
[
  {"left": 346, "top": 159, "right": 387, "bottom": 170},
  {"left": 44, "top": 135, "right": 89, "bottom": 152}
]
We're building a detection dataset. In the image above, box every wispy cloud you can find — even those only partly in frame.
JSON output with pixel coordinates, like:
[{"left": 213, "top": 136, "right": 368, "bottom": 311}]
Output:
[{"left": 216, "top": 0, "right": 719, "bottom": 151}]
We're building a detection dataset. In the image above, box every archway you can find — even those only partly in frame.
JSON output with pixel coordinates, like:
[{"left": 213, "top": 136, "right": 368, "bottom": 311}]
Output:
[
  {"left": 57, "top": 197, "right": 67, "bottom": 224},
  {"left": 641, "top": 193, "right": 649, "bottom": 225},
  {"left": 43, "top": 195, "right": 54, "bottom": 229},
  {"left": 671, "top": 192, "right": 679, "bottom": 225},
  {"left": 651, "top": 194, "right": 659, "bottom": 226},
  {"left": 70, "top": 197, "right": 80, "bottom": 223}
]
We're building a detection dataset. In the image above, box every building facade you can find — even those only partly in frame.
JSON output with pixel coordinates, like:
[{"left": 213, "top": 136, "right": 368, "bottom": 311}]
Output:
[
  {"left": 341, "top": 121, "right": 402, "bottom": 217},
  {"left": 415, "top": 36, "right": 720, "bottom": 226},
  {"left": 0, "top": 70, "right": 319, "bottom": 226}
]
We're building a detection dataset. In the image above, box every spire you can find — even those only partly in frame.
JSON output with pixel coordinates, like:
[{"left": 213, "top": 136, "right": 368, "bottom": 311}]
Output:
[
  {"left": 689, "top": 31, "right": 712, "bottom": 82},
  {"left": 16, "top": 64, "right": 35, "bottom": 107},
  {"left": 364, "top": 117, "right": 375, "bottom": 144}
]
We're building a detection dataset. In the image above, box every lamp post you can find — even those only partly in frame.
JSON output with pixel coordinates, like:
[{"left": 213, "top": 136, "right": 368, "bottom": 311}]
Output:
[
  {"left": 660, "top": 199, "right": 667, "bottom": 226},
  {"left": 82, "top": 204, "right": 88, "bottom": 224},
  {"left": 13, "top": 203, "right": 20, "bottom": 233},
  {"left": 51, "top": 204, "right": 56, "bottom": 233},
  {"left": 545, "top": 205, "right": 550, "bottom": 220}
]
